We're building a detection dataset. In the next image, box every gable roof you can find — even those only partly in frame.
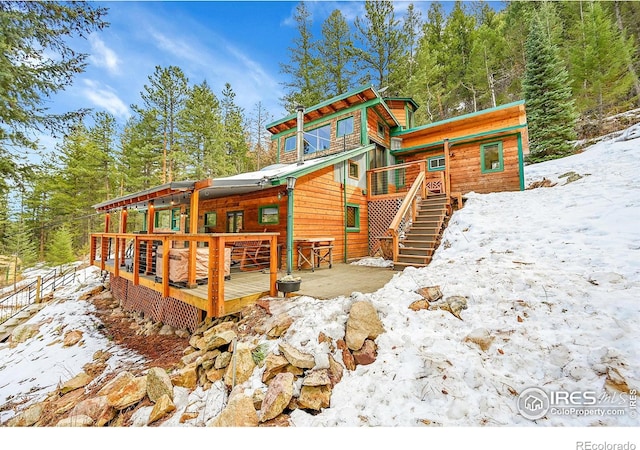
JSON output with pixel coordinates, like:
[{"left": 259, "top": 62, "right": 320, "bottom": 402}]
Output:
[{"left": 266, "top": 84, "right": 399, "bottom": 135}]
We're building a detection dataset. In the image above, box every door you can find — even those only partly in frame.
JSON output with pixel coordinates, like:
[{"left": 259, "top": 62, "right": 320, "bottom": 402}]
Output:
[{"left": 226, "top": 211, "right": 244, "bottom": 233}]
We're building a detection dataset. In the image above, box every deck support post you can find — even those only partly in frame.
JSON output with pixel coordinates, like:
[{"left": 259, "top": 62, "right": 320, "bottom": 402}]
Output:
[
  {"left": 187, "top": 189, "right": 200, "bottom": 288},
  {"left": 146, "top": 201, "right": 155, "bottom": 275},
  {"left": 119, "top": 208, "right": 127, "bottom": 266},
  {"left": 444, "top": 138, "right": 451, "bottom": 196}
]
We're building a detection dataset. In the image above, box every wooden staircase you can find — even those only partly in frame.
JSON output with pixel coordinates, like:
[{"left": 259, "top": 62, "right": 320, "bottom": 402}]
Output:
[{"left": 393, "top": 193, "right": 449, "bottom": 270}]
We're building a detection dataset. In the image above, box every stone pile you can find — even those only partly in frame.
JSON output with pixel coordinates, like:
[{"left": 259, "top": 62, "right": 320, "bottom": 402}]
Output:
[{"left": 4, "top": 296, "right": 387, "bottom": 427}]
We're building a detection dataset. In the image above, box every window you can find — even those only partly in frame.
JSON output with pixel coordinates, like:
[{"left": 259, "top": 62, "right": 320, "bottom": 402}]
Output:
[
  {"left": 346, "top": 204, "right": 360, "bottom": 232},
  {"left": 395, "top": 158, "right": 406, "bottom": 188},
  {"left": 391, "top": 138, "right": 402, "bottom": 150},
  {"left": 284, "top": 135, "right": 296, "bottom": 152},
  {"left": 204, "top": 212, "right": 217, "bottom": 227},
  {"left": 303, "top": 124, "right": 331, "bottom": 154},
  {"left": 226, "top": 211, "right": 244, "bottom": 233},
  {"left": 348, "top": 160, "right": 359, "bottom": 179},
  {"left": 171, "top": 208, "right": 181, "bottom": 231},
  {"left": 259, "top": 205, "right": 279, "bottom": 225},
  {"left": 377, "top": 122, "right": 386, "bottom": 138},
  {"left": 428, "top": 155, "right": 446, "bottom": 171},
  {"left": 481, "top": 141, "right": 504, "bottom": 173},
  {"left": 337, "top": 116, "right": 354, "bottom": 137}
]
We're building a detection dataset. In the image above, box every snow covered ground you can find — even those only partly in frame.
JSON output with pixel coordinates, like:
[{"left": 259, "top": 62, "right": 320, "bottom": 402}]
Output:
[{"left": 1, "top": 127, "right": 639, "bottom": 446}]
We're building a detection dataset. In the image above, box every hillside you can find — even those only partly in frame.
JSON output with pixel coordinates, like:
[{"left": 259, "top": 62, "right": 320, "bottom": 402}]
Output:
[{"left": 1, "top": 125, "right": 639, "bottom": 443}]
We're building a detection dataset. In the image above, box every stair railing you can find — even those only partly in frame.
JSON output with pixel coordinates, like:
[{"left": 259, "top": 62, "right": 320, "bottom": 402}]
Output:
[{"left": 388, "top": 171, "right": 426, "bottom": 262}]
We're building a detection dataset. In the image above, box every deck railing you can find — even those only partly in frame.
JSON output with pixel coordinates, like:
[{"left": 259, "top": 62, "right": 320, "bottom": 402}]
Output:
[
  {"left": 367, "top": 161, "right": 445, "bottom": 200},
  {"left": 90, "top": 232, "right": 279, "bottom": 318}
]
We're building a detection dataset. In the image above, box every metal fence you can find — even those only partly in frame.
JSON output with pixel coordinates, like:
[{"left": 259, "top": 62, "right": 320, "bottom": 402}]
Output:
[{"left": 0, "top": 266, "right": 78, "bottom": 325}]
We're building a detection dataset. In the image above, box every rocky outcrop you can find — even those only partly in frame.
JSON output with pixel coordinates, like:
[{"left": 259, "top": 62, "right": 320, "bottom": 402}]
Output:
[
  {"left": 98, "top": 371, "right": 147, "bottom": 410},
  {"left": 345, "top": 301, "right": 384, "bottom": 351},
  {"left": 259, "top": 372, "right": 294, "bottom": 422},
  {"left": 147, "top": 367, "right": 173, "bottom": 402}
]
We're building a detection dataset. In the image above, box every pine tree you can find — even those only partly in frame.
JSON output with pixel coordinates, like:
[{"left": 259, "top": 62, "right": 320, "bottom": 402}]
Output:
[
  {"left": 0, "top": 2, "right": 108, "bottom": 187},
  {"left": 318, "top": 9, "right": 357, "bottom": 97},
  {"left": 46, "top": 226, "right": 75, "bottom": 267},
  {"left": 140, "top": 65, "right": 189, "bottom": 183},
  {"left": 120, "top": 108, "right": 163, "bottom": 191},
  {"left": 280, "top": 2, "right": 325, "bottom": 112},
  {"left": 354, "top": 0, "right": 405, "bottom": 94},
  {"left": 178, "top": 80, "right": 229, "bottom": 179},
  {"left": 523, "top": 15, "right": 577, "bottom": 161},
  {"left": 248, "top": 101, "right": 275, "bottom": 170},
  {"left": 569, "top": 1, "right": 636, "bottom": 124},
  {"left": 221, "top": 83, "right": 251, "bottom": 174}
]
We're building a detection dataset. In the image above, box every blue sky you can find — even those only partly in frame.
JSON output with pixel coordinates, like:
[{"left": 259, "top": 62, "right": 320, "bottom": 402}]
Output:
[{"left": 39, "top": 1, "right": 496, "bottom": 155}]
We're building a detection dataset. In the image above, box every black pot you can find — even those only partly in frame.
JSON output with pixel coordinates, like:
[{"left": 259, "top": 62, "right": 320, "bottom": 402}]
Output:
[{"left": 276, "top": 280, "right": 301, "bottom": 293}]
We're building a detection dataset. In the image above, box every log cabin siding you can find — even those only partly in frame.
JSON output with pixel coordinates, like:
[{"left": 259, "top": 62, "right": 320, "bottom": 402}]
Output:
[
  {"left": 276, "top": 109, "right": 363, "bottom": 164},
  {"left": 402, "top": 135, "right": 522, "bottom": 194},
  {"left": 293, "top": 165, "right": 369, "bottom": 264},
  {"left": 366, "top": 109, "right": 392, "bottom": 148}
]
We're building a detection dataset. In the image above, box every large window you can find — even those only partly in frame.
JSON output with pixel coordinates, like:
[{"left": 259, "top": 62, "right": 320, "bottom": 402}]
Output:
[
  {"left": 258, "top": 205, "right": 279, "bottom": 225},
  {"left": 284, "top": 135, "right": 296, "bottom": 152},
  {"left": 346, "top": 204, "right": 360, "bottom": 232},
  {"left": 481, "top": 141, "right": 504, "bottom": 173},
  {"left": 337, "top": 116, "right": 354, "bottom": 137},
  {"left": 227, "top": 211, "right": 244, "bottom": 233},
  {"left": 428, "top": 155, "right": 446, "bottom": 171},
  {"left": 155, "top": 208, "right": 180, "bottom": 231},
  {"left": 204, "top": 211, "right": 217, "bottom": 230},
  {"left": 303, "top": 124, "right": 331, "bottom": 154}
]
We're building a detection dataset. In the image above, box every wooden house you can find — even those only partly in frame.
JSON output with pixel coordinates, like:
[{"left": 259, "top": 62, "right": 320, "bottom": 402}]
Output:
[{"left": 90, "top": 85, "right": 528, "bottom": 330}]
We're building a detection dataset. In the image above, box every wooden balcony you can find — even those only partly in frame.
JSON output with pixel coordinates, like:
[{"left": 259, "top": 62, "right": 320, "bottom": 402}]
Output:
[
  {"left": 366, "top": 161, "right": 445, "bottom": 200},
  {"left": 90, "top": 232, "right": 279, "bottom": 318}
]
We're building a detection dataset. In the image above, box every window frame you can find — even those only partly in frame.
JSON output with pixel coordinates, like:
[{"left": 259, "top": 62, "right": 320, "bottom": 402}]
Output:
[
  {"left": 428, "top": 155, "right": 446, "bottom": 172},
  {"left": 226, "top": 210, "right": 244, "bottom": 233},
  {"left": 377, "top": 122, "right": 386, "bottom": 138},
  {"left": 346, "top": 203, "right": 361, "bottom": 232},
  {"left": 204, "top": 211, "right": 217, "bottom": 228},
  {"left": 395, "top": 158, "right": 406, "bottom": 188},
  {"left": 258, "top": 204, "right": 279, "bottom": 225},
  {"left": 154, "top": 208, "right": 180, "bottom": 231},
  {"left": 284, "top": 135, "right": 296, "bottom": 153},
  {"left": 337, "top": 116, "right": 354, "bottom": 138},
  {"left": 348, "top": 160, "right": 359, "bottom": 180},
  {"left": 480, "top": 141, "right": 504, "bottom": 173},
  {"left": 303, "top": 123, "right": 331, "bottom": 154}
]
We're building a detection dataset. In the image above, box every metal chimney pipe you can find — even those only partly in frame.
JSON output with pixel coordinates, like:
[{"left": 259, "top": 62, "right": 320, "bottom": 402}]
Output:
[{"left": 296, "top": 105, "right": 304, "bottom": 165}]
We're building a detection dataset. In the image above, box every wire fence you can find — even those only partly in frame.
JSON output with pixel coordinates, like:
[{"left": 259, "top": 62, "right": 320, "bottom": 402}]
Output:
[{"left": 0, "top": 265, "right": 79, "bottom": 326}]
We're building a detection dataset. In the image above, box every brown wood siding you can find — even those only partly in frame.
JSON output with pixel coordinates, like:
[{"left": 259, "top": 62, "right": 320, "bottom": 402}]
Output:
[
  {"left": 277, "top": 109, "right": 362, "bottom": 164},
  {"left": 403, "top": 135, "right": 521, "bottom": 194},
  {"left": 366, "top": 110, "right": 391, "bottom": 148},
  {"left": 293, "top": 166, "right": 369, "bottom": 264}
]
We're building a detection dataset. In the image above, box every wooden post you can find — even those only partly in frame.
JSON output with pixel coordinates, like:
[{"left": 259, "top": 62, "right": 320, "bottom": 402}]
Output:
[
  {"left": 187, "top": 189, "right": 200, "bottom": 288},
  {"left": 114, "top": 237, "right": 120, "bottom": 278},
  {"left": 269, "top": 234, "right": 278, "bottom": 296},
  {"left": 104, "top": 213, "right": 111, "bottom": 233},
  {"left": 444, "top": 139, "right": 451, "bottom": 195},
  {"left": 35, "top": 276, "right": 42, "bottom": 304},
  {"left": 162, "top": 236, "right": 170, "bottom": 298},
  {"left": 119, "top": 208, "right": 127, "bottom": 265},
  {"left": 133, "top": 236, "right": 140, "bottom": 285},
  {"left": 146, "top": 201, "right": 155, "bottom": 274},
  {"left": 215, "top": 236, "right": 226, "bottom": 318},
  {"left": 207, "top": 236, "right": 215, "bottom": 318}
]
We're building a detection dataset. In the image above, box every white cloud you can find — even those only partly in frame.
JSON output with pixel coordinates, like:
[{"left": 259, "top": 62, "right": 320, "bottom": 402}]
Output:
[
  {"left": 82, "top": 79, "right": 130, "bottom": 119},
  {"left": 88, "top": 34, "right": 120, "bottom": 75}
]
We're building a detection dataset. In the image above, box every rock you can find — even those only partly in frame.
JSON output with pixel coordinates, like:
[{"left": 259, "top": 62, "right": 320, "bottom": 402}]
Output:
[
  {"left": 318, "top": 332, "right": 335, "bottom": 352},
  {"left": 196, "top": 329, "right": 237, "bottom": 352},
  {"left": 158, "top": 324, "right": 175, "bottom": 335},
  {"left": 6, "top": 403, "right": 43, "bottom": 427},
  {"left": 55, "top": 414, "right": 94, "bottom": 427},
  {"left": 260, "top": 413, "right": 291, "bottom": 427},
  {"left": 146, "top": 367, "right": 173, "bottom": 403},
  {"left": 223, "top": 343, "right": 256, "bottom": 388},
  {"left": 259, "top": 372, "right": 294, "bottom": 423},
  {"left": 59, "top": 371, "right": 93, "bottom": 394},
  {"left": 171, "top": 363, "right": 198, "bottom": 389},
  {"left": 267, "top": 315, "right": 293, "bottom": 338},
  {"left": 209, "top": 394, "right": 258, "bottom": 427},
  {"left": 10, "top": 323, "right": 40, "bottom": 344},
  {"left": 464, "top": 328, "right": 495, "bottom": 352},
  {"left": 605, "top": 367, "right": 630, "bottom": 393},
  {"left": 432, "top": 296, "right": 467, "bottom": 320},
  {"left": 148, "top": 394, "right": 176, "bottom": 425},
  {"left": 63, "top": 330, "right": 83, "bottom": 347},
  {"left": 205, "top": 367, "right": 225, "bottom": 383},
  {"left": 71, "top": 395, "right": 115, "bottom": 427},
  {"left": 77, "top": 285, "right": 105, "bottom": 300},
  {"left": 279, "top": 341, "right": 315, "bottom": 369},
  {"left": 195, "top": 349, "right": 221, "bottom": 368},
  {"left": 416, "top": 286, "right": 443, "bottom": 302},
  {"left": 53, "top": 390, "right": 85, "bottom": 416},
  {"left": 409, "top": 299, "right": 430, "bottom": 311},
  {"left": 353, "top": 339, "right": 377, "bottom": 365},
  {"left": 327, "top": 354, "right": 344, "bottom": 387},
  {"left": 342, "top": 348, "right": 356, "bottom": 371},
  {"left": 214, "top": 352, "right": 232, "bottom": 369},
  {"left": 302, "top": 369, "right": 331, "bottom": 387},
  {"left": 252, "top": 389, "right": 266, "bottom": 410},
  {"left": 345, "top": 301, "right": 384, "bottom": 351},
  {"left": 98, "top": 371, "right": 147, "bottom": 410},
  {"left": 298, "top": 385, "right": 331, "bottom": 411},
  {"left": 262, "top": 353, "right": 290, "bottom": 383}
]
